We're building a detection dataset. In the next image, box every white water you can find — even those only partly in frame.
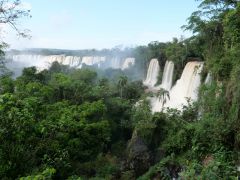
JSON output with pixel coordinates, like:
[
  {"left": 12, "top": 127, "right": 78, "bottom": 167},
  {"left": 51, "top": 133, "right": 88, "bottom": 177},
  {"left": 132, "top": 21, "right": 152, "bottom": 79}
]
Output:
[
  {"left": 8, "top": 54, "right": 82, "bottom": 71},
  {"left": 121, "top": 58, "right": 135, "bottom": 70},
  {"left": 158, "top": 61, "right": 174, "bottom": 91},
  {"left": 7, "top": 54, "right": 135, "bottom": 72},
  {"left": 143, "top": 59, "right": 160, "bottom": 88},
  {"left": 108, "top": 57, "right": 121, "bottom": 69},
  {"left": 150, "top": 61, "right": 174, "bottom": 112},
  {"left": 108, "top": 57, "right": 122, "bottom": 69},
  {"left": 80, "top": 56, "right": 106, "bottom": 68},
  {"left": 63, "top": 56, "right": 82, "bottom": 67},
  {"left": 152, "top": 61, "right": 203, "bottom": 112},
  {"left": 204, "top": 73, "right": 212, "bottom": 85},
  {"left": 80, "top": 56, "right": 94, "bottom": 66}
]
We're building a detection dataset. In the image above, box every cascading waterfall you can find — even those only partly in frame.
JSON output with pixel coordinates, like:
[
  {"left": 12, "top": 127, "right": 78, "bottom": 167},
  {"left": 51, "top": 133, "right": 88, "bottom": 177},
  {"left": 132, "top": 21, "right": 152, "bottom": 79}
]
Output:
[
  {"left": 121, "top": 58, "right": 135, "bottom": 70},
  {"left": 143, "top": 59, "right": 160, "bottom": 88},
  {"left": 97, "top": 57, "right": 106, "bottom": 68},
  {"left": 9, "top": 54, "right": 82, "bottom": 70},
  {"left": 109, "top": 57, "right": 121, "bottom": 69},
  {"left": 80, "top": 56, "right": 94, "bottom": 66},
  {"left": 158, "top": 61, "right": 174, "bottom": 91},
  {"left": 152, "top": 61, "right": 204, "bottom": 112},
  {"left": 151, "top": 61, "right": 174, "bottom": 112},
  {"left": 80, "top": 56, "right": 106, "bottom": 68},
  {"left": 7, "top": 54, "right": 135, "bottom": 73},
  {"left": 63, "top": 56, "right": 82, "bottom": 67}
]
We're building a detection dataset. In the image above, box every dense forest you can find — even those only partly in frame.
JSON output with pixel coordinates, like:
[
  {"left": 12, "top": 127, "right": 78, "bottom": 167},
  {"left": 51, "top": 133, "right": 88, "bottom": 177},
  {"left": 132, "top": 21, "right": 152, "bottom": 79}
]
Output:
[{"left": 0, "top": 0, "right": 240, "bottom": 179}]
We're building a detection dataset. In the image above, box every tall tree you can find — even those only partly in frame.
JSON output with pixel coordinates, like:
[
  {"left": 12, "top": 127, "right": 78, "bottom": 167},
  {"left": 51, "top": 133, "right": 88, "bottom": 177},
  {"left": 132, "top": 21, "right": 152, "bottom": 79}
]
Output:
[
  {"left": 156, "top": 88, "right": 170, "bottom": 110},
  {"left": 0, "top": 0, "right": 31, "bottom": 75},
  {"left": 117, "top": 75, "right": 128, "bottom": 98}
]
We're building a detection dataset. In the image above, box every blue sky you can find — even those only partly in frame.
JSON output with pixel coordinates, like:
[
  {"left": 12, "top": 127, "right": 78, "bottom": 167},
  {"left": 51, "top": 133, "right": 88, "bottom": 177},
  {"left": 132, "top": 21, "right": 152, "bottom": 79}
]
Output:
[{"left": 4, "top": 0, "right": 200, "bottom": 50}]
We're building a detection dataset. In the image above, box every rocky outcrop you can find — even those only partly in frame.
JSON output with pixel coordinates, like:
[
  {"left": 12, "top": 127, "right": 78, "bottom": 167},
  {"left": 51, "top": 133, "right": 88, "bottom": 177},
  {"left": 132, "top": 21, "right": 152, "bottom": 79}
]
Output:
[{"left": 124, "top": 131, "right": 152, "bottom": 177}]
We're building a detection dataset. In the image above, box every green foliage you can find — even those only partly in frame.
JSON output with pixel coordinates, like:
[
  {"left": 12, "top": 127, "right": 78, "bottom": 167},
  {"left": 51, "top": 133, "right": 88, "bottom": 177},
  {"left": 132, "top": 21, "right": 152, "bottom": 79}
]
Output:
[
  {"left": 117, "top": 75, "right": 128, "bottom": 98},
  {"left": 180, "top": 150, "right": 237, "bottom": 179},
  {"left": 0, "top": 75, "right": 14, "bottom": 94},
  {"left": 132, "top": 100, "right": 155, "bottom": 145},
  {"left": 156, "top": 88, "right": 170, "bottom": 109},
  {"left": 0, "top": 61, "right": 149, "bottom": 179},
  {"left": 20, "top": 168, "right": 56, "bottom": 180},
  {"left": 223, "top": 3, "right": 240, "bottom": 48},
  {"left": 138, "top": 156, "right": 178, "bottom": 180}
]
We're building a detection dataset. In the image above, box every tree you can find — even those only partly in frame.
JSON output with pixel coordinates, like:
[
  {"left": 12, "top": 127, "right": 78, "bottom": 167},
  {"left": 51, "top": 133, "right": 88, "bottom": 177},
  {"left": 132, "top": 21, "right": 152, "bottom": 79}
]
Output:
[
  {"left": 0, "top": 0, "right": 31, "bottom": 37},
  {"left": 165, "top": 38, "right": 188, "bottom": 82},
  {"left": 0, "top": 42, "right": 10, "bottom": 75},
  {"left": 0, "top": 75, "right": 14, "bottom": 94},
  {"left": 0, "top": 0, "right": 31, "bottom": 75},
  {"left": 117, "top": 75, "right": 128, "bottom": 98},
  {"left": 20, "top": 168, "right": 56, "bottom": 180},
  {"left": 223, "top": 3, "right": 240, "bottom": 49},
  {"left": 156, "top": 88, "right": 170, "bottom": 110},
  {"left": 49, "top": 73, "right": 71, "bottom": 100}
]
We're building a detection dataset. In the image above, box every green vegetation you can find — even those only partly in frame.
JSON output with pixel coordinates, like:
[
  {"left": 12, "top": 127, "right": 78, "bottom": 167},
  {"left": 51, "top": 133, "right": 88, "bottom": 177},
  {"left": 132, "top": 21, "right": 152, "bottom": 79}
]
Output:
[
  {"left": 0, "top": 0, "right": 240, "bottom": 179},
  {"left": 0, "top": 65, "right": 144, "bottom": 179},
  {"left": 137, "top": 0, "right": 240, "bottom": 179}
]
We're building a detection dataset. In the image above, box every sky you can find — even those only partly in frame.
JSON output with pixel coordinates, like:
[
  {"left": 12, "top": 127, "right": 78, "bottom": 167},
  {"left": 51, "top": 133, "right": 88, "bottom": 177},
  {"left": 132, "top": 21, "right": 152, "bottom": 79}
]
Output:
[{"left": 3, "top": 0, "right": 200, "bottom": 50}]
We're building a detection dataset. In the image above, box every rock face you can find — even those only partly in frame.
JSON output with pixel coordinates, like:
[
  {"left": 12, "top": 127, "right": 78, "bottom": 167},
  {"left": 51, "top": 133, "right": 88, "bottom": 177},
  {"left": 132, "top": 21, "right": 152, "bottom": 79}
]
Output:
[{"left": 125, "top": 131, "right": 152, "bottom": 177}]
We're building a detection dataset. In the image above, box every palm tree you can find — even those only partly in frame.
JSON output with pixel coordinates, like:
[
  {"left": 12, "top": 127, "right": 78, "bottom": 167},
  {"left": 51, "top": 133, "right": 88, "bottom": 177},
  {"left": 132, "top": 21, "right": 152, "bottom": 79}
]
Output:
[
  {"left": 156, "top": 88, "right": 170, "bottom": 110},
  {"left": 117, "top": 76, "right": 128, "bottom": 98}
]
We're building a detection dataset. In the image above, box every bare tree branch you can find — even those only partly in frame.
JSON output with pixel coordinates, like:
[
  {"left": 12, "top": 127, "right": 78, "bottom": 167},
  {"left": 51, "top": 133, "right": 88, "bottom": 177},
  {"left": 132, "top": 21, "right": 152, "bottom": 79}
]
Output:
[{"left": 0, "top": 0, "right": 31, "bottom": 38}]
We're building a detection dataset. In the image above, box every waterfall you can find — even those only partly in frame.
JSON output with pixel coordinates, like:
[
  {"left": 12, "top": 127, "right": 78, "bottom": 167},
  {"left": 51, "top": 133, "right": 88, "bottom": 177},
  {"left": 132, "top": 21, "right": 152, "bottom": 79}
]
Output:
[
  {"left": 105, "top": 57, "right": 134, "bottom": 70},
  {"left": 81, "top": 56, "right": 94, "bottom": 66},
  {"left": 204, "top": 73, "right": 212, "bottom": 85},
  {"left": 63, "top": 56, "right": 82, "bottom": 67},
  {"left": 110, "top": 57, "right": 121, "bottom": 69},
  {"left": 151, "top": 61, "right": 174, "bottom": 112},
  {"left": 158, "top": 61, "right": 174, "bottom": 91},
  {"left": 152, "top": 61, "right": 203, "bottom": 112},
  {"left": 7, "top": 54, "right": 135, "bottom": 73},
  {"left": 103, "top": 57, "right": 124, "bottom": 69},
  {"left": 8, "top": 54, "right": 84, "bottom": 73},
  {"left": 10, "top": 54, "right": 82, "bottom": 69},
  {"left": 81, "top": 56, "right": 106, "bottom": 68},
  {"left": 143, "top": 59, "right": 160, "bottom": 88},
  {"left": 93, "top": 56, "right": 106, "bottom": 68},
  {"left": 121, "top": 58, "right": 135, "bottom": 70}
]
